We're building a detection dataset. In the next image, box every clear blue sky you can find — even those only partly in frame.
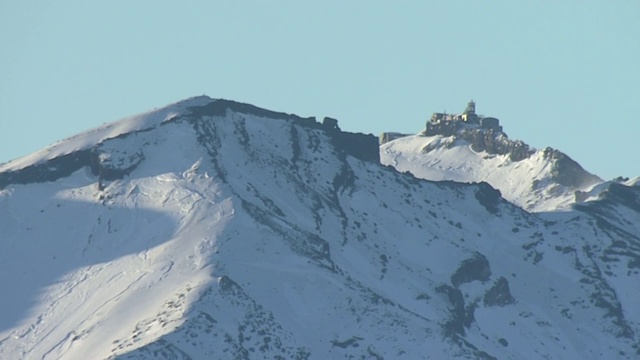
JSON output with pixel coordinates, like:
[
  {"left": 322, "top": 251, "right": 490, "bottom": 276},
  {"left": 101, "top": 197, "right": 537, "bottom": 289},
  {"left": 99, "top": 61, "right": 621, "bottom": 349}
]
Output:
[{"left": 1, "top": 1, "right": 638, "bottom": 180}]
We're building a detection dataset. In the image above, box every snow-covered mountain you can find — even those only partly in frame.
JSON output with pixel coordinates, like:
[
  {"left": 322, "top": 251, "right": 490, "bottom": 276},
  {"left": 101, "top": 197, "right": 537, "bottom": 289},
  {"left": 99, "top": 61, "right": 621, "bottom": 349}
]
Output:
[
  {"left": 380, "top": 102, "right": 602, "bottom": 212},
  {"left": 1, "top": 97, "right": 639, "bottom": 359}
]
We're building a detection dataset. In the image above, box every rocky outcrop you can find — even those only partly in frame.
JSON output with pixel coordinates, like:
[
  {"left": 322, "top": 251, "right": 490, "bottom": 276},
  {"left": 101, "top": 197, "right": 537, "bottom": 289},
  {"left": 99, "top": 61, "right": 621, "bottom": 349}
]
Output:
[
  {"left": 460, "top": 128, "right": 534, "bottom": 161},
  {"left": 436, "top": 284, "right": 471, "bottom": 336},
  {"left": 187, "top": 100, "right": 380, "bottom": 164},
  {"left": 543, "top": 147, "right": 601, "bottom": 188},
  {"left": 474, "top": 182, "right": 503, "bottom": 214},
  {"left": 483, "top": 277, "right": 515, "bottom": 307},
  {"left": 0, "top": 150, "right": 92, "bottom": 189},
  {"left": 451, "top": 253, "right": 492, "bottom": 287},
  {"left": 424, "top": 119, "right": 535, "bottom": 161},
  {"left": 331, "top": 131, "right": 379, "bottom": 163}
]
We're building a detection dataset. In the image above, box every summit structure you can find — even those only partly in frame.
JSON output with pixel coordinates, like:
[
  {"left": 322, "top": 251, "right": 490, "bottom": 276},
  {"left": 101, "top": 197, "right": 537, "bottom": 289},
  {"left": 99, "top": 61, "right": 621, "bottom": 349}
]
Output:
[
  {"left": 378, "top": 101, "right": 502, "bottom": 145},
  {"left": 425, "top": 100, "right": 502, "bottom": 136},
  {"left": 381, "top": 100, "right": 604, "bottom": 212}
]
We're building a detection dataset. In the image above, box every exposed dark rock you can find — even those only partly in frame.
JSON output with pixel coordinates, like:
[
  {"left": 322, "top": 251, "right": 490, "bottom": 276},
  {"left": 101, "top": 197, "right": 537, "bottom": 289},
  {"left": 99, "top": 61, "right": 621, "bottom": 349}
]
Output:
[
  {"left": 463, "top": 129, "right": 533, "bottom": 161},
  {"left": 464, "top": 300, "right": 479, "bottom": 328},
  {"left": 0, "top": 150, "right": 92, "bottom": 189},
  {"left": 330, "top": 336, "right": 363, "bottom": 349},
  {"left": 90, "top": 147, "right": 145, "bottom": 183},
  {"left": 322, "top": 117, "right": 339, "bottom": 132},
  {"left": 424, "top": 118, "right": 534, "bottom": 161},
  {"left": 188, "top": 100, "right": 380, "bottom": 164},
  {"left": 451, "top": 253, "right": 492, "bottom": 287},
  {"left": 570, "top": 244, "right": 636, "bottom": 339},
  {"left": 436, "top": 285, "right": 467, "bottom": 337},
  {"left": 289, "top": 125, "right": 301, "bottom": 167},
  {"left": 187, "top": 99, "right": 316, "bottom": 126},
  {"left": 0, "top": 126, "right": 154, "bottom": 190},
  {"left": 483, "top": 277, "right": 515, "bottom": 307},
  {"left": 435, "top": 284, "right": 479, "bottom": 342},
  {"left": 218, "top": 275, "right": 238, "bottom": 293},
  {"left": 600, "top": 183, "right": 640, "bottom": 214},
  {"left": 241, "top": 200, "right": 334, "bottom": 270},
  {"left": 245, "top": 183, "right": 285, "bottom": 217},
  {"left": 330, "top": 131, "right": 380, "bottom": 163},
  {"left": 573, "top": 183, "right": 640, "bottom": 275},
  {"left": 332, "top": 163, "right": 356, "bottom": 192},
  {"left": 543, "top": 147, "right": 601, "bottom": 188},
  {"left": 474, "top": 183, "right": 503, "bottom": 214}
]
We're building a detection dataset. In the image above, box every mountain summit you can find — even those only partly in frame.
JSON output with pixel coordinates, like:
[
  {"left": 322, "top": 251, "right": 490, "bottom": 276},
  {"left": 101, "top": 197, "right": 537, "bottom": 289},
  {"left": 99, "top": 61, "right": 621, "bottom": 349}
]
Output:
[
  {"left": 381, "top": 100, "right": 602, "bottom": 212},
  {"left": 1, "top": 97, "right": 639, "bottom": 359}
]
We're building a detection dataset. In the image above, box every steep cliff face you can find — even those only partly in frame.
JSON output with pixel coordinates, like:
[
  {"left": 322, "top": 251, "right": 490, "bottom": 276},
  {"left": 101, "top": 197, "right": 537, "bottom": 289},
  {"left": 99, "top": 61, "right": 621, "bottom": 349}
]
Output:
[{"left": 1, "top": 97, "right": 638, "bottom": 359}]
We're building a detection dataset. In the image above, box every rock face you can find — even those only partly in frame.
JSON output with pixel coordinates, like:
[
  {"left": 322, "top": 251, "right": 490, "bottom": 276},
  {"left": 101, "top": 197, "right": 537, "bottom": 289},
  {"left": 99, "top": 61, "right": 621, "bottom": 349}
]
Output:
[
  {"left": 451, "top": 253, "right": 492, "bottom": 287},
  {"left": 474, "top": 183, "right": 503, "bottom": 214},
  {"left": 484, "top": 277, "right": 516, "bottom": 307},
  {"left": 425, "top": 116, "right": 534, "bottom": 162},
  {"left": 464, "top": 129, "right": 533, "bottom": 161},
  {"left": 0, "top": 150, "right": 92, "bottom": 189},
  {"left": 542, "top": 147, "right": 601, "bottom": 188}
]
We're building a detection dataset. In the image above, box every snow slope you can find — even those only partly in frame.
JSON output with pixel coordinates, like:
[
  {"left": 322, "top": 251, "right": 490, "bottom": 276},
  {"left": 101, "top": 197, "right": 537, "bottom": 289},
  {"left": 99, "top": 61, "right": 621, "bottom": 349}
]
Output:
[
  {"left": 381, "top": 134, "right": 602, "bottom": 212},
  {"left": 1, "top": 98, "right": 639, "bottom": 359},
  {"left": 0, "top": 96, "right": 213, "bottom": 174}
]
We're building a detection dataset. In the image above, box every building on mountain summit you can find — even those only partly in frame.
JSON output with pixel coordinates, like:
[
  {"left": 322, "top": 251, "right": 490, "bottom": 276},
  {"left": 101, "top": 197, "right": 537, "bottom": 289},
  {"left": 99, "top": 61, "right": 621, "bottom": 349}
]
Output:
[
  {"left": 379, "top": 100, "right": 503, "bottom": 145},
  {"left": 425, "top": 100, "right": 502, "bottom": 136}
]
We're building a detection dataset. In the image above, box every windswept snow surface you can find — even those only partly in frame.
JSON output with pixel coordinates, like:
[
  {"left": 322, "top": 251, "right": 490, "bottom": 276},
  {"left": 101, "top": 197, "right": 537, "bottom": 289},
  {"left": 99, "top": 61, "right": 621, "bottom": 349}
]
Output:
[
  {"left": 381, "top": 134, "right": 602, "bottom": 212},
  {"left": 0, "top": 96, "right": 214, "bottom": 173},
  {"left": 1, "top": 98, "right": 639, "bottom": 359}
]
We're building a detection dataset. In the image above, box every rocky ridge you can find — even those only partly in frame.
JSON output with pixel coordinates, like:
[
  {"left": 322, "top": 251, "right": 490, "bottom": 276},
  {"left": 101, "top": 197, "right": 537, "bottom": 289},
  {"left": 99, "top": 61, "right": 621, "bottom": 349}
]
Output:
[{"left": 382, "top": 104, "right": 602, "bottom": 212}]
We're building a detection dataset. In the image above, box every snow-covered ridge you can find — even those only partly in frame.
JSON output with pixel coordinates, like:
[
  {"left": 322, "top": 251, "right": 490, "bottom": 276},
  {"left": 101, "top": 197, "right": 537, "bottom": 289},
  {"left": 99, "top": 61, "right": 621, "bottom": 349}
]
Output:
[
  {"left": 382, "top": 134, "right": 602, "bottom": 212},
  {"left": 381, "top": 102, "right": 602, "bottom": 212},
  {"left": 0, "top": 96, "right": 215, "bottom": 173},
  {"left": 0, "top": 98, "right": 379, "bottom": 190}
]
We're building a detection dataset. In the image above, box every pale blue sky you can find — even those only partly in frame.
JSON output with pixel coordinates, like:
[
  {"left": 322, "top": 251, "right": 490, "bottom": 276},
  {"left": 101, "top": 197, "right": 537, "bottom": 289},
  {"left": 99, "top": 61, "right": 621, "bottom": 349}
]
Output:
[{"left": 1, "top": 1, "right": 638, "bottom": 180}]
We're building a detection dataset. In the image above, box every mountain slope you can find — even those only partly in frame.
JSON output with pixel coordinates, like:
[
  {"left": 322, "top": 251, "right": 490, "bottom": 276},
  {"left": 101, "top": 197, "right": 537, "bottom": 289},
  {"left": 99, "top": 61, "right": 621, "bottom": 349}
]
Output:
[
  {"left": 380, "top": 126, "right": 602, "bottom": 212},
  {"left": 1, "top": 97, "right": 639, "bottom": 359}
]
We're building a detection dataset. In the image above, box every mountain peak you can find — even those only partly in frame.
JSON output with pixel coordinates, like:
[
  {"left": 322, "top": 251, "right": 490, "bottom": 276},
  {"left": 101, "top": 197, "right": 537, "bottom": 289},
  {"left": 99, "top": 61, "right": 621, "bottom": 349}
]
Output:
[
  {"left": 425, "top": 100, "right": 503, "bottom": 136},
  {"left": 2, "top": 97, "right": 640, "bottom": 359},
  {"left": 0, "top": 97, "right": 379, "bottom": 190},
  {"left": 381, "top": 101, "right": 602, "bottom": 212},
  {"left": 0, "top": 96, "right": 217, "bottom": 173},
  {"left": 422, "top": 100, "right": 535, "bottom": 161}
]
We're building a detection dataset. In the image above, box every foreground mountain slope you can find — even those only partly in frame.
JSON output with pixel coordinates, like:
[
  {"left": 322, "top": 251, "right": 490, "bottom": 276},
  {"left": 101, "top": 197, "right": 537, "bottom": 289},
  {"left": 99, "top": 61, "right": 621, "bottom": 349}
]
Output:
[{"left": 1, "top": 98, "right": 639, "bottom": 359}]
